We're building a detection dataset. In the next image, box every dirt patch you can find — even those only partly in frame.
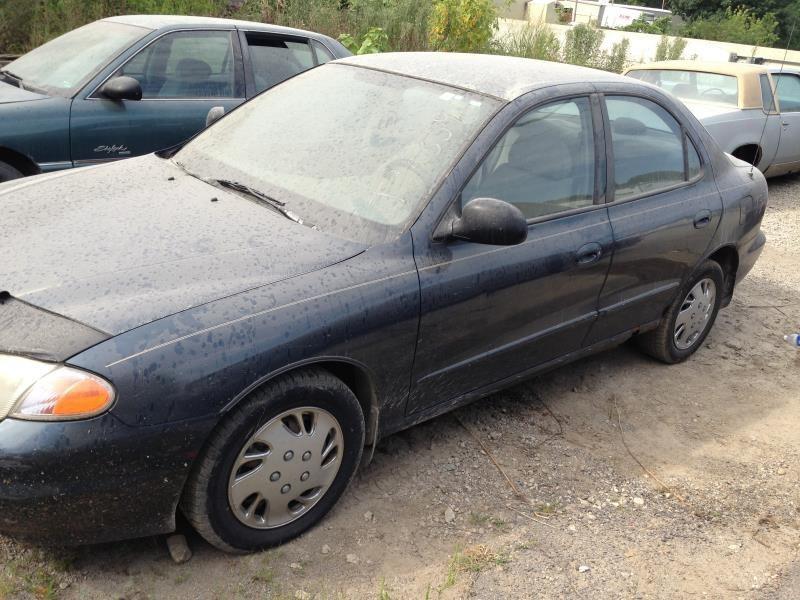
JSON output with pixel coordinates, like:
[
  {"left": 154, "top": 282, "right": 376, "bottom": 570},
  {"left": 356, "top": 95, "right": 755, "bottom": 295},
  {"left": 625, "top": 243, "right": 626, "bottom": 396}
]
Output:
[{"left": 2, "top": 174, "right": 800, "bottom": 600}]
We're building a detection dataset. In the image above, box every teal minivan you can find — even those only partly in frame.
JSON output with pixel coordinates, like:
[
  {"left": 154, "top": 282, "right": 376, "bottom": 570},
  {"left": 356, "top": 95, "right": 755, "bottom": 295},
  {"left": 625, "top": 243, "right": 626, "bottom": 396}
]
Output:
[{"left": 0, "top": 15, "right": 349, "bottom": 182}]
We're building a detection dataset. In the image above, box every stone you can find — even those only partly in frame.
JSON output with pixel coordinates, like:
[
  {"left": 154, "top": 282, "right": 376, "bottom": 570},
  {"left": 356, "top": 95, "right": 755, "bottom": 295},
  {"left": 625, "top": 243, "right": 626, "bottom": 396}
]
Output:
[
  {"left": 166, "top": 534, "right": 192, "bottom": 564},
  {"left": 445, "top": 507, "right": 456, "bottom": 524}
]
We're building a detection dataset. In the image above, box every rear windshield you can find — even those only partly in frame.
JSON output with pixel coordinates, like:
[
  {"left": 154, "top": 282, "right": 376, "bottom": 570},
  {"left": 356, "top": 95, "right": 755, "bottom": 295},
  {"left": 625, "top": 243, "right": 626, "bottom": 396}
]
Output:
[
  {"left": 627, "top": 69, "right": 739, "bottom": 106},
  {"left": 1, "top": 21, "right": 148, "bottom": 97}
]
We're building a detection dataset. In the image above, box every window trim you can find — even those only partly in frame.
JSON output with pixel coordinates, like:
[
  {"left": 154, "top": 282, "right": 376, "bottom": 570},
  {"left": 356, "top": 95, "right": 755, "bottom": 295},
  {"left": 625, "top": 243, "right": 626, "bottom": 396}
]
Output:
[
  {"left": 600, "top": 92, "right": 706, "bottom": 205},
  {"left": 760, "top": 73, "right": 779, "bottom": 115},
  {"left": 86, "top": 28, "right": 245, "bottom": 101},
  {"left": 442, "top": 92, "right": 607, "bottom": 231}
]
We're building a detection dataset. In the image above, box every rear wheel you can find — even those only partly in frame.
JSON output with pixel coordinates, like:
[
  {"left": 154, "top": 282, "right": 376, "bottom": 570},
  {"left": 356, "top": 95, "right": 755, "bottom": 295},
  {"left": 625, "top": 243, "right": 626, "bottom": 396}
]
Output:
[
  {"left": 181, "top": 369, "right": 364, "bottom": 552},
  {"left": 636, "top": 260, "right": 724, "bottom": 364},
  {"left": 0, "top": 161, "right": 23, "bottom": 183}
]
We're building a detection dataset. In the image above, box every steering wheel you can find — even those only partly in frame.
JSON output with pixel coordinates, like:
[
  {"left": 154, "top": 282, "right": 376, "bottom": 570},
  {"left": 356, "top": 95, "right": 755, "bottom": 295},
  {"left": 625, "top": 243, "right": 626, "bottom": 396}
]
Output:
[{"left": 700, "top": 87, "right": 726, "bottom": 97}]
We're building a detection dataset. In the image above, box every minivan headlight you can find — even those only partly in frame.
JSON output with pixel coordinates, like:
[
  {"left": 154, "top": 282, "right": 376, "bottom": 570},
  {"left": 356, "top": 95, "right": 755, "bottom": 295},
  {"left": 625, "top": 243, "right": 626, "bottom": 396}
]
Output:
[{"left": 0, "top": 355, "right": 115, "bottom": 421}]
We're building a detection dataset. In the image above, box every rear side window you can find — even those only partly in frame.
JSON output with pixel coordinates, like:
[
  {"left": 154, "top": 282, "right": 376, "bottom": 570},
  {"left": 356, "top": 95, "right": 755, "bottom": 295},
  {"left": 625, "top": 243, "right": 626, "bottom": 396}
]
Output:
[
  {"left": 773, "top": 72, "right": 800, "bottom": 112},
  {"left": 311, "top": 40, "right": 335, "bottom": 64},
  {"left": 606, "top": 96, "right": 695, "bottom": 201},
  {"left": 246, "top": 34, "right": 314, "bottom": 94},
  {"left": 626, "top": 69, "right": 738, "bottom": 106},
  {"left": 761, "top": 74, "right": 777, "bottom": 113}
]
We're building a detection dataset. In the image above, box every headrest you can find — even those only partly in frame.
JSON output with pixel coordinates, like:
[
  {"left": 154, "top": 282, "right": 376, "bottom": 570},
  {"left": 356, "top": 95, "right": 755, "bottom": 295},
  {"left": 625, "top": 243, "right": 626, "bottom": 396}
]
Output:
[
  {"left": 175, "top": 58, "right": 211, "bottom": 81},
  {"left": 613, "top": 117, "right": 647, "bottom": 136}
]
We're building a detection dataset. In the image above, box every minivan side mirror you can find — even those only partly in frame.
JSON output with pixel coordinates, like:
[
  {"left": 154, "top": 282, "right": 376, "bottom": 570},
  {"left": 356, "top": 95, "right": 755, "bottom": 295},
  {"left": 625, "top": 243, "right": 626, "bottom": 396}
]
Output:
[
  {"left": 450, "top": 197, "right": 528, "bottom": 246},
  {"left": 206, "top": 106, "right": 226, "bottom": 127},
  {"left": 100, "top": 76, "right": 142, "bottom": 101}
]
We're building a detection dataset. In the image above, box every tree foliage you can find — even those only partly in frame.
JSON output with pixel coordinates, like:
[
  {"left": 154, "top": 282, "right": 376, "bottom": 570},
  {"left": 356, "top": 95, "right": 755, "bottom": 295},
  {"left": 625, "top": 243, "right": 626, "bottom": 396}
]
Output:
[
  {"left": 681, "top": 7, "right": 779, "bottom": 47},
  {"left": 428, "top": 0, "right": 497, "bottom": 53}
]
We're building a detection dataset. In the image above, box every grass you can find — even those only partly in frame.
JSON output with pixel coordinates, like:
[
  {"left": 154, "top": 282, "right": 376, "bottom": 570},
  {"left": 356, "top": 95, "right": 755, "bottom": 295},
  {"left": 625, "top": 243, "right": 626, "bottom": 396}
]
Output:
[
  {"left": 467, "top": 512, "right": 508, "bottom": 530},
  {"left": 441, "top": 544, "right": 510, "bottom": 591}
]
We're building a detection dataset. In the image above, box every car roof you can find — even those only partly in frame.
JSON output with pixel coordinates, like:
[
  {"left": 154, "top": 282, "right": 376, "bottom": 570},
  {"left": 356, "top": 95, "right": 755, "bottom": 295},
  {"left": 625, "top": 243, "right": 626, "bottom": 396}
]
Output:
[
  {"left": 626, "top": 60, "right": 769, "bottom": 77},
  {"left": 102, "top": 14, "right": 326, "bottom": 39},
  {"left": 338, "top": 52, "right": 630, "bottom": 101}
]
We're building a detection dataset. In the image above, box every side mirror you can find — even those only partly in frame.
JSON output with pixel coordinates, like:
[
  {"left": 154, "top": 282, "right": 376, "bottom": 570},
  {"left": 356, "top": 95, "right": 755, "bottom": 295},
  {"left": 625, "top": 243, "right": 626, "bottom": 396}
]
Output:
[
  {"left": 451, "top": 197, "right": 527, "bottom": 246},
  {"left": 206, "top": 106, "right": 226, "bottom": 127},
  {"left": 100, "top": 76, "right": 142, "bottom": 101}
]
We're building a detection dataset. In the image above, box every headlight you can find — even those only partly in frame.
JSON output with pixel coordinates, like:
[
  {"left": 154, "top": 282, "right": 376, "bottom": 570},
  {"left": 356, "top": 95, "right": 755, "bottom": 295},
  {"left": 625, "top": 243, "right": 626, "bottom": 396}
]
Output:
[{"left": 0, "top": 355, "right": 115, "bottom": 421}]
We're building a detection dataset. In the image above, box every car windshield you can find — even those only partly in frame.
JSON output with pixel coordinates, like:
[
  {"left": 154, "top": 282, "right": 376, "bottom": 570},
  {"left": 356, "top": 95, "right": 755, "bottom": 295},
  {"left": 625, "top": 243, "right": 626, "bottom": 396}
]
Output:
[
  {"left": 627, "top": 69, "right": 739, "bottom": 107},
  {"left": 1, "top": 21, "right": 148, "bottom": 97},
  {"left": 175, "top": 64, "right": 501, "bottom": 244}
]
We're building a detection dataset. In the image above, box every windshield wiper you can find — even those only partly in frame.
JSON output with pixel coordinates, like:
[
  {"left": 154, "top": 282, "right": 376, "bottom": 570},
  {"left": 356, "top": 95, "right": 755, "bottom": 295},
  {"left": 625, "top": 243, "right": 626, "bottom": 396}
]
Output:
[
  {"left": 0, "top": 70, "right": 24, "bottom": 88},
  {"left": 212, "top": 179, "right": 315, "bottom": 229}
]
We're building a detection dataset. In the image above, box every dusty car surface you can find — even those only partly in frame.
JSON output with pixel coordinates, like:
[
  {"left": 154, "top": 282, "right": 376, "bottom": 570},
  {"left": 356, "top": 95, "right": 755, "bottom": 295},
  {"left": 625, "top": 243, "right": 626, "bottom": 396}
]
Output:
[
  {"left": 625, "top": 60, "right": 800, "bottom": 177},
  {"left": 0, "top": 53, "right": 767, "bottom": 553},
  {"left": 0, "top": 15, "right": 349, "bottom": 182}
]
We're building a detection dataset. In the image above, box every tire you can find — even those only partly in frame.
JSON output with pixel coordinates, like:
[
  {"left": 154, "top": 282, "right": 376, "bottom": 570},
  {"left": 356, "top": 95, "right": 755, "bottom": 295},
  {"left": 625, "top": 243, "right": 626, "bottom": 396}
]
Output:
[
  {"left": 181, "top": 368, "right": 365, "bottom": 553},
  {"left": 0, "top": 161, "right": 23, "bottom": 183},
  {"left": 636, "top": 260, "right": 724, "bottom": 364}
]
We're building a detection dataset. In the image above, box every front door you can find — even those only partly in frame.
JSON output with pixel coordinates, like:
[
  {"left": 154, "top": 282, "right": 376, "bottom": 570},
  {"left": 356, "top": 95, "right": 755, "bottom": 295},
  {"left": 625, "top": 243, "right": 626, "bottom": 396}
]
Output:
[
  {"left": 586, "top": 92, "right": 722, "bottom": 343},
  {"left": 408, "top": 95, "right": 614, "bottom": 414},
  {"left": 70, "top": 29, "right": 244, "bottom": 166}
]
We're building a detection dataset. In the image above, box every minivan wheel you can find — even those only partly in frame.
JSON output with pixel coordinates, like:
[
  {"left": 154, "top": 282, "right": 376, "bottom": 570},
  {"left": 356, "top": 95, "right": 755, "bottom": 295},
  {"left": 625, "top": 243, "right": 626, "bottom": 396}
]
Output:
[
  {"left": 181, "top": 369, "right": 364, "bottom": 553},
  {"left": 0, "top": 161, "right": 23, "bottom": 183},
  {"left": 636, "top": 260, "right": 724, "bottom": 364}
]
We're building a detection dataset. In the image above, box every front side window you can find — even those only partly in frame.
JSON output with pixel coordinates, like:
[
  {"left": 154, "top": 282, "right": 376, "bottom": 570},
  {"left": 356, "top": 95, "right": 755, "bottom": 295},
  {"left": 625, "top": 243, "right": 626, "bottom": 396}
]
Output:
[
  {"left": 462, "top": 97, "right": 596, "bottom": 220},
  {"left": 116, "top": 30, "right": 238, "bottom": 99},
  {"left": 760, "top": 74, "right": 777, "bottom": 113},
  {"left": 626, "top": 69, "right": 739, "bottom": 107},
  {"left": 175, "top": 64, "right": 500, "bottom": 243},
  {"left": 2, "top": 21, "right": 147, "bottom": 97},
  {"left": 774, "top": 72, "right": 800, "bottom": 112},
  {"left": 246, "top": 34, "right": 314, "bottom": 94},
  {"left": 606, "top": 96, "right": 691, "bottom": 201}
]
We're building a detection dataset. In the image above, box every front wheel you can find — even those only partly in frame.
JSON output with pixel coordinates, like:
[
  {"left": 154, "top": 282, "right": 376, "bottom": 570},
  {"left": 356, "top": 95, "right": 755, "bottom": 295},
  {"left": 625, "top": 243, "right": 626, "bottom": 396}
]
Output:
[
  {"left": 636, "top": 260, "right": 724, "bottom": 364},
  {"left": 181, "top": 369, "right": 365, "bottom": 552}
]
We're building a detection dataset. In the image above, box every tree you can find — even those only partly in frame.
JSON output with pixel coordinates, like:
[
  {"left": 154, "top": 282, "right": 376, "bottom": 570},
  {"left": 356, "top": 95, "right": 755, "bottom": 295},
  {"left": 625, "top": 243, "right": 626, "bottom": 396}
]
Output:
[{"left": 681, "top": 7, "right": 779, "bottom": 47}]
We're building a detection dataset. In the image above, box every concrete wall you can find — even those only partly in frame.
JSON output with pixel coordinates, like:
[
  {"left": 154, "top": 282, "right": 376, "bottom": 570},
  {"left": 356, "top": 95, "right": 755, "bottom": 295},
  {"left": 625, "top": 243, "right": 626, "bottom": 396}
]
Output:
[{"left": 497, "top": 17, "right": 800, "bottom": 68}]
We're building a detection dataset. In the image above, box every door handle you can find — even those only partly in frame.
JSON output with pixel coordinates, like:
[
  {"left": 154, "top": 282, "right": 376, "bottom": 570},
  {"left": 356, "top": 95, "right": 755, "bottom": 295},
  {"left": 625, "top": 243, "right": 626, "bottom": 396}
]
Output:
[
  {"left": 576, "top": 242, "right": 603, "bottom": 266},
  {"left": 693, "top": 210, "right": 712, "bottom": 229}
]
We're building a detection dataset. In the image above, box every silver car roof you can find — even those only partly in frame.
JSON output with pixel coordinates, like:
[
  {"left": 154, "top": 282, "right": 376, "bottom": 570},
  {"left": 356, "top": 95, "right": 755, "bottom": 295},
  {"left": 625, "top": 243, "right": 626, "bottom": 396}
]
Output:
[{"left": 339, "top": 52, "right": 630, "bottom": 101}]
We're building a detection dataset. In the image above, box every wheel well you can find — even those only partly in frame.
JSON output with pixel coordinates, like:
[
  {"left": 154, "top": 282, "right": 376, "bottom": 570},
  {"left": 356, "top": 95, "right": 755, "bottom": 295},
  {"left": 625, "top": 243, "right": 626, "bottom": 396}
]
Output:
[
  {"left": 0, "top": 147, "right": 40, "bottom": 176},
  {"left": 708, "top": 246, "right": 739, "bottom": 304},
  {"left": 316, "top": 361, "right": 379, "bottom": 446},
  {"left": 732, "top": 144, "right": 762, "bottom": 166}
]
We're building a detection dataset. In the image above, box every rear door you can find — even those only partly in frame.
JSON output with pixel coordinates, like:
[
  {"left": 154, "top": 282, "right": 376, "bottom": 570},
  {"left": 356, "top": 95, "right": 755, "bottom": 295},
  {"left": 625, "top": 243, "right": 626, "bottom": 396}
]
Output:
[
  {"left": 586, "top": 89, "right": 723, "bottom": 344},
  {"left": 771, "top": 71, "right": 800, "bottom": 175},
  {"left": 407, "top": 92, "right": 614, "bottom": 415},
  {"left": 70, "top": 28, "right": 244, "bottom": 165}
]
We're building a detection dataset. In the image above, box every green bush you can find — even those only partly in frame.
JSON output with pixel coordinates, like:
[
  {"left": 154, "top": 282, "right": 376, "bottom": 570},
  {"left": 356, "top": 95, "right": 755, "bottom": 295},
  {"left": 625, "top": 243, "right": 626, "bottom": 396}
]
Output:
[
  {"left": 339, "top": 26, "right": 391, "bottom": 54},
  {"left": 428, "top": 0, "right": 498, "bottom": 53},
  {"left": 561, "top": 23, "right": 630, "bottom": 73},
  {"left": 494, "top": 22, "right": 560, "bottom": 62},
  {"left": 655, "top": 35, "right": 687, "bottom": 61},
  {"left": 621, "top": 15, "right": 671, "bottom": 35},
  {"left": 681, "top": 7, "right": 779, "bottom": 47}
]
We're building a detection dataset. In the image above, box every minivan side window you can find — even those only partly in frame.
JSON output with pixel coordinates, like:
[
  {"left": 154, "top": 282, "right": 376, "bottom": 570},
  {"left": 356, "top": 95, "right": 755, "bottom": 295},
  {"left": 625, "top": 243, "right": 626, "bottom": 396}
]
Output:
[
  {"left": 606, "top": 96, "right": 695, "bottom": 201},
  {"left": 462, "top": 97, "right": 596, "bottom": 220},
  {"left": 117, "top": 30, "right": 239, "bottom": 99}
]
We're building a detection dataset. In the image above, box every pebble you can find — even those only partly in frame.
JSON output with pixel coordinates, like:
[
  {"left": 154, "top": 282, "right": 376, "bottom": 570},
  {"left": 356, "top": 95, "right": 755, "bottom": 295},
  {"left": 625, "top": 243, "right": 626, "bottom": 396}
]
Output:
[
  {"left": 321, "top": 544, "right": 331, "bottom": 555},
  {"left": 290, "top": 562, "right": 302, "bottom": 570},
  {"left": 633, "top": 497, "right": 645, "bottom": 507},
  {"left": 578, "top": 565, "right": 591, "bottom": 573},
  {"left": 445, "top": 507, "right": 456, "bottom": 524},
  {"left": 364, "top": 511, "right": 374, "bottom": 522},
  {"left": 166, "top": 534, "right": 192, "bottom": 564},
  {"left": 295, "top": 591, "right": 311, "bottom": 600},
  {"left": 777, "top": 468, "right": 787, "bottom": 475},
  {"left": 346, "top": 554, "right": 359, "bottom": 564}
]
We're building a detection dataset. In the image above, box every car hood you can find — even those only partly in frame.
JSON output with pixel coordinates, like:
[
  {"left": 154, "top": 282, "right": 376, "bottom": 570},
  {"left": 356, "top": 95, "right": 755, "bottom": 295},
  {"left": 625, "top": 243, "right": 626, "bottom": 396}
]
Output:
[
  {"left": 0, "top": 79, "right": 49, "bottom": 104},
  {"left": 0, "top": 155, "right": 366, "bottom": 335}
]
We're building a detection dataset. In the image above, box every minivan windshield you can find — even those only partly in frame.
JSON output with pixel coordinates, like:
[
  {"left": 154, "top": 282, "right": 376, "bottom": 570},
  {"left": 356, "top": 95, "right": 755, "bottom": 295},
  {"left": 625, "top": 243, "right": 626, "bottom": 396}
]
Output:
[
  {"left": 2, "top": 21, "right": 148, "bottom": 97},
  {"left": 175, "top": 64, "right": 501, "bottom": 244},
  {"left": 627, "top": 69, "right": 739, "bottom": 107}
]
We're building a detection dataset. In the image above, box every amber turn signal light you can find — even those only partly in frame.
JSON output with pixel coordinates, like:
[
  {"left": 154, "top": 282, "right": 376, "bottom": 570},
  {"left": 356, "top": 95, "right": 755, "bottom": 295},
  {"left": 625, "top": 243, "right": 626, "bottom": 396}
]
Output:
[{"left": 12, "top": 366, "right": 115, "bottom": 420}]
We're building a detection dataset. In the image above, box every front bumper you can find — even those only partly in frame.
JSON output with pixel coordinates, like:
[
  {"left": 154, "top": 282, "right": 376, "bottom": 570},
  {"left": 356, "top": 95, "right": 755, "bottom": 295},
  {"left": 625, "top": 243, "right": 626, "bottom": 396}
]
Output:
[{"left": 0, "top": 413, "right": 214, "bottom": 545}]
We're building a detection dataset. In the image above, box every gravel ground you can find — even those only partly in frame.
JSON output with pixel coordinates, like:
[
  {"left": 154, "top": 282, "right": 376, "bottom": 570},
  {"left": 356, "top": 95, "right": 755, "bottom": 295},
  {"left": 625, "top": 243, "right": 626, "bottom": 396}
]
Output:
[{"left": 1, "top": 174, "right": 799, "bottom": 600}]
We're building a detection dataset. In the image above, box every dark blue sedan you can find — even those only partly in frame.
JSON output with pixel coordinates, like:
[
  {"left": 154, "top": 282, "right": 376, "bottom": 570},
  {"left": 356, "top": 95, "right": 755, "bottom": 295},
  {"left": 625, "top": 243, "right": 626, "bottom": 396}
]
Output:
[
  {"left": 0, "top": 53, "right": 767, "bottom": 552},
  {"left": 0, "top": 15, "right": 349, "bottom": 182}
]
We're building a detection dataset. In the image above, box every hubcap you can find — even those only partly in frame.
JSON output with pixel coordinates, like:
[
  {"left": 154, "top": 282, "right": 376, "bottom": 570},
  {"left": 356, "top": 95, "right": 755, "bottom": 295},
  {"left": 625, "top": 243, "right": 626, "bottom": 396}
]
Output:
[
  {"left": 227, "top": 407, "right": 343, "bottom": 529},
  {"left": 673, "top": 278, "right": 716, "bottom": 350}
]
